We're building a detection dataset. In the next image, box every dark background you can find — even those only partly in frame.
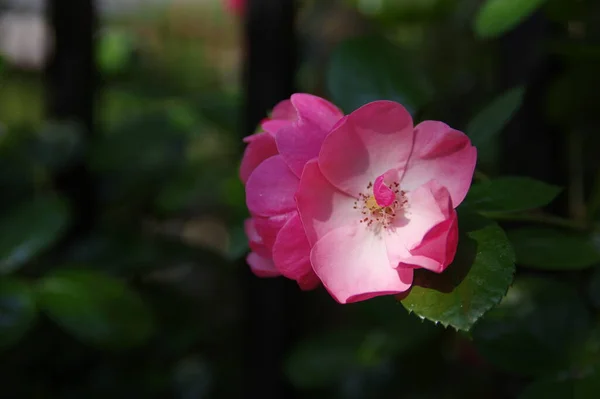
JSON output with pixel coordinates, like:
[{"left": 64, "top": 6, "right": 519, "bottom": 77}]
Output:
[{"left": 0, "top": 0, "right": 599, "bottom": 398}]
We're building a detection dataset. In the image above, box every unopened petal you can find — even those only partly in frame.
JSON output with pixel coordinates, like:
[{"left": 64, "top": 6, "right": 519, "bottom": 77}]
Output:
[{"left": 373, "top": 173, "right": 395, "bottom": 207}]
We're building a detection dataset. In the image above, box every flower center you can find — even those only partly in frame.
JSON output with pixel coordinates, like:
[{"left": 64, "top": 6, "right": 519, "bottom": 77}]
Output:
[{"left": 354, "top": 180, "right": 407, "bottom": 230}]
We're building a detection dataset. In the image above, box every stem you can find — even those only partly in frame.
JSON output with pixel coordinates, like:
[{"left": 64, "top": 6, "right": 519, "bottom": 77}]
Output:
[{"left": 482, "top": 211, "right": 589, "bottom": 231}]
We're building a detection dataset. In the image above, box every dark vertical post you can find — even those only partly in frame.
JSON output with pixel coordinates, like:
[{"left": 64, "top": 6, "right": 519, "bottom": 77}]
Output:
[
  {"left": 242, "top": 0, "right": 298, "bottom": 398},
  {"left": 45, "top": 0, "right": 97, "bottom": 237},
  {"left": 499, "top": 14, "right": 566, "bottom": 198}
]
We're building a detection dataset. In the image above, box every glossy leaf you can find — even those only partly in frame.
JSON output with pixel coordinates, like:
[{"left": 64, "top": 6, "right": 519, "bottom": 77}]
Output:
[
  {"left": 0, "top": 196, "right": 70, "bottom": 274},
  {"left": 326, "top": 36, "right": 432, "bottom": 114},
  {"left": 401, "top": 213, "right": 515, "bottom": 331},
  {"left": 474, "top": 0, "right": 549, "bottom": 39},
  {"left": 464, "top": 177, "right": 562, "bottom": 213},
  {"left": 0, "top": 279, "right": 37, "bottom": 348},
  {"left": 507, "top": 228, "right": 600, "bottom": 270},
  {"left": 466, "top": 86, "right": 525, "bottom": 169},
  {"left": 37, "top": 270, "right": 155, "bottom": 348},
  {"left": 472, "top": 276, "right": 591, "bottom": 376}
]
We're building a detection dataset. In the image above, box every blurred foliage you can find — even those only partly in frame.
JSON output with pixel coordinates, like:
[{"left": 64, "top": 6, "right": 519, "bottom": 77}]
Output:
[
  {"left": 466, "top": 86, "right": 525, "bottom": 171},
  {"left": 0, "top": 0, "right": 600, "bottom": 398},
  {"left": 474, "top": 0, "right": 549, "bottom": 39},
  {"left": 463, "top": 176, "right": 562, "bottom": 214},
  {"left": 507, "top": 228, "right": 600, "bottom": 270},
  {"left": 327, "top": 36, "right": 433, "bottom": 115}
]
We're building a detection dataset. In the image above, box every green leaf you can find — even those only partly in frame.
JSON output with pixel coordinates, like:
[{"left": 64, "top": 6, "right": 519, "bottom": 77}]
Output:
[
  {"left": 474, "top": 0, "right": 549, "bottom": 39},
  {"left": 464, "top": 177, "right": 562, "bottom": 213},
  {"left": 507, "top": 228, "right": 600, "bottom": 270},
  {"left": 37, "top": 270, "right": 155, "bottom": 348},
  {"left": 0, "top": 278, "right": 37, "bottom": 348},
  {"left": 0, "top": 196, "right": 70, "bottom": 274},
  {"left": 401, "top": 213, "right": 515, "bottom": 331},
  {"left": 326, "top": 36, "right": 432, "bottom": 114},
  {"left": 472, "top": 276, "right": 591, "bottom": 376},
  {"left": 466, "top": 86, "right": 525, "bottom": 169},
  {"left": 589, "top": 268, "right": 600, "bottom": 309}
]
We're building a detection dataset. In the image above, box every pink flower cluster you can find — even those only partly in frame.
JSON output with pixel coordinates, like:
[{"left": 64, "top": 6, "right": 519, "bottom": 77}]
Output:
[{"left": 241, "top": 94, "right": 477, "bottom": 303}]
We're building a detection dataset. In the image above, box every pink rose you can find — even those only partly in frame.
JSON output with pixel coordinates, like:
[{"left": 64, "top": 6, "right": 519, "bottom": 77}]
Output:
[
  {"left": 241, "top": 94, "right": 344, "bottom": 289},
  {"left": 296, "top": 101, "right": 477, "bottom": 303}
]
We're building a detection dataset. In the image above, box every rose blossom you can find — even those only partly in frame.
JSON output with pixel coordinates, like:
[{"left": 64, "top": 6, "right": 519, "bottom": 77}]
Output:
[
  {"left": 241, "top": 94, "right": 344, "bottom": 289},
  {"left": 296, "top": 100, "right": 476, "bottom": 303}
]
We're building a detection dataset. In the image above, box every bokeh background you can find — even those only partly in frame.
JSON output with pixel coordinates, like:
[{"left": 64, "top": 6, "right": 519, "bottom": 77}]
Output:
[{"left": 1, "top": 0, "right": 599, "bottom": 398}]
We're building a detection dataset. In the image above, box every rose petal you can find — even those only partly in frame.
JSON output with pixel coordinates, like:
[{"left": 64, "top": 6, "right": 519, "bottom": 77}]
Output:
[
  {"left": 276, "top": 94, "right": 344, "bottom": 177},
  {"left": 259, "top": 99, "right": 297, "bottom": 136},
  {"left": 296, "top": 160, "right": 358, "bottom": 245},
  {"left": 253, "top": 212, "right": 295, "bottom": 253},
  {"left": 247, "top": 252, "right": 280, "bottom": 277},
  {"left": 319, "top": 101, "right": 414, "bottom": 197},
  {"left": 271, "top": 99, "right": 297, "bottom": 121},
  {"left": 272, "top": 213, "right": 319, "bottom": 289},
  {"left": 296, "top": 272, "right": 321, "bottom": 291},
  {"left": 240, "top": 133, "right": 278, "bottom": 184},
  {"left": 244, "top": 218, "right": 270, "bottom": 258},
  {"left": 400, "top": 121, "right": 477, "bottom": 207},
  {"left": 261, "top": 120, "right": 292, "bottom": 136},
  {"left": 385, "top": 181, "right": 451, "bottom": 268},
  {"left": 245, "top": 155, "right": 299, "bottom": 217},
  {"left": 311, "top": 224, "right": 414, "bottom": 304},
  {"left": 402, "top": 211, "right": 458, "bottom": 273},
  {"left": 374, "top": 173, "right": 395, "bottom": 207}
]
